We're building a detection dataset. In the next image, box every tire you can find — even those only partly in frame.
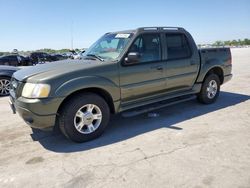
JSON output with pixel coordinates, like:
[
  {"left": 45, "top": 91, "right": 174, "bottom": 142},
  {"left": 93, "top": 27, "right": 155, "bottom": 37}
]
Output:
[
  {"left": 58, "top": 93, "right": 110, "bottom": 142},
  {"left": 197, "top": 74, "right": 220, "bottom": 104},
  {"left": 0, "top": 76, "right": 11, "bottom": 96}
]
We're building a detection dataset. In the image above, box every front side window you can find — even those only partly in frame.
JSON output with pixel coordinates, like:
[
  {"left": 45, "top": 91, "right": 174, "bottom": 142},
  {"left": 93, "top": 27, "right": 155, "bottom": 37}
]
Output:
[
  {"left": 128, "top": 34, "right": 161, "bottom": 63},
  {"left": 166, "top": 34, "right": 192, "bottom": 60},
  {"left": 84, "top": 33, "right": 133, "bottom": 61}
]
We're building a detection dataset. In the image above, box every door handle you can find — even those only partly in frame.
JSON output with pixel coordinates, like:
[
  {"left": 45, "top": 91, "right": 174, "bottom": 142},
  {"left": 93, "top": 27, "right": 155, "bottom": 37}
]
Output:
[{"left": 151, "top": 65, "right": 163, "bottom": 71}]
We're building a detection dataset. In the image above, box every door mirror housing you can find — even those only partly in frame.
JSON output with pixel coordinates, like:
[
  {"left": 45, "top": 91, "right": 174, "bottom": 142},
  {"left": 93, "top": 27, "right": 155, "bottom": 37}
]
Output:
[{"left": 125, "top": 52, "right": 141, "bottom": 64}]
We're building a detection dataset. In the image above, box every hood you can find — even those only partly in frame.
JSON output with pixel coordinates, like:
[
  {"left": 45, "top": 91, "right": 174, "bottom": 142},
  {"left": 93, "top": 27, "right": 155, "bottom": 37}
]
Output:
[{"left": 13, "top": 59, "right": 101, "bottom": 82}]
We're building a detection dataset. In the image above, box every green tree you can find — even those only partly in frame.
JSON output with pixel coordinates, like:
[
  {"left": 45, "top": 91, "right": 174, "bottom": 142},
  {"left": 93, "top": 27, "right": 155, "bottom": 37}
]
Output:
[{"left": 213, "top": 41, "right": 224, "bottom": 46}]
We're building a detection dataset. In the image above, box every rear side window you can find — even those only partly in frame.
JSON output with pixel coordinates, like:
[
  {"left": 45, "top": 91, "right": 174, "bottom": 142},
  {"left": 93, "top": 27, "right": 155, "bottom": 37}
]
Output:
[{"left": 166, "top": 34, "right": 192, "bottom": 60}]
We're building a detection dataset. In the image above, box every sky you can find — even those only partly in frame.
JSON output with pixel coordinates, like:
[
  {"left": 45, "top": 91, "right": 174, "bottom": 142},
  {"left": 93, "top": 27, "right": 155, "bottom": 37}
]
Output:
[{"left": 0, "top": 0, "right": 250, "bottom": 51}]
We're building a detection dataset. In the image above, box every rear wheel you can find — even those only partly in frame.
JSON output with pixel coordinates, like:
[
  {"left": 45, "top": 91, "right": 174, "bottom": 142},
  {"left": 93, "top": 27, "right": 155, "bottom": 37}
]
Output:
[
  {"left": 0, "top": 77, "right": 11, "bottom": 96},
  {"left": 197, "top": 74, "right": 220, "bottom": 104},
  {"left": 58, "top": 93, "right": 110, "bottom": 142}
]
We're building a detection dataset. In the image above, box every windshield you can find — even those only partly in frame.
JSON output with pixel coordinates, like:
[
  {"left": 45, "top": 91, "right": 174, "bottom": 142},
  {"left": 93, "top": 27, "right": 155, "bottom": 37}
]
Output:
[{"left": 84, "top": 33, "right": 133, "bottom": 61}]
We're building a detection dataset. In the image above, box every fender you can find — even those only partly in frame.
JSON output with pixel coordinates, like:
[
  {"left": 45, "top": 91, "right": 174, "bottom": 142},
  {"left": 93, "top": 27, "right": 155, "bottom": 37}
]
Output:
[
  {"left": 196, "top": 59, "right": 224, "bottom": 83},
  {"left": 54, "top": 76, "right": 120, "bottom": 102}
]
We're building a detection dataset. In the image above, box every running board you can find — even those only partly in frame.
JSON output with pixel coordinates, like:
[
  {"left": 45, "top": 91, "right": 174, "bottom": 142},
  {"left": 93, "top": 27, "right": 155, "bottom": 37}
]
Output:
[{"left": 122, "top": 95, "right": 196, "bottom": 118}]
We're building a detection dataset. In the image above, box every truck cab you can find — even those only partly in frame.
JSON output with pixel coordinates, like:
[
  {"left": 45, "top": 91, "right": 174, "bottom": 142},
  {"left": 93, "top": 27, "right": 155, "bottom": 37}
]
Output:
[{"left": 118, "top": 27, "right": 201, "bottom": 107}]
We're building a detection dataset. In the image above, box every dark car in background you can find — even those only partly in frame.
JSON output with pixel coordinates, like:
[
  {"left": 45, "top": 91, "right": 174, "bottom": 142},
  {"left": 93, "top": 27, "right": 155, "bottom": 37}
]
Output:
[
  {"left": 30, "top": 52, "right": 53, "bottom": 64},
  {"left": 0, "top": 65, "right": 20, "bottom": 96},
  {"left": 51, "top": 54, "right": 68, "bottom": 61},
  {"left": 30, "top": 52, "right": 67, "bottom": 64},
  {"left": 0, "top": 55, "right": 31, "bottom": 66},
  {"left": 0, "top": 52, "right": 69, "bottom": 67}
]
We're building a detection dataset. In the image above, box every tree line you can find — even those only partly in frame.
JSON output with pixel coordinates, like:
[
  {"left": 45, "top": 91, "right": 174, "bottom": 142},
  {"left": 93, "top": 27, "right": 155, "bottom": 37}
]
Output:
[{"left": 212, "top": 38, "right": 250, "bottom": 46}]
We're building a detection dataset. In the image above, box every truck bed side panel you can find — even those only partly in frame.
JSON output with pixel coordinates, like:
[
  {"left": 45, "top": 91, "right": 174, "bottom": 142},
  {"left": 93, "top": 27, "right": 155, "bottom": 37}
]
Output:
[{"left": 196, "top": 48, "right": 232, "bottom": 83}]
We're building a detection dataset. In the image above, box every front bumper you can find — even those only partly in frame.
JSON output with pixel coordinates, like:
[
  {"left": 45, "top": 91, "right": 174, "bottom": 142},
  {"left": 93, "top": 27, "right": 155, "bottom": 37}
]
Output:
[{"left": 9, "top": 93, "right": 64, "bottom": 130}]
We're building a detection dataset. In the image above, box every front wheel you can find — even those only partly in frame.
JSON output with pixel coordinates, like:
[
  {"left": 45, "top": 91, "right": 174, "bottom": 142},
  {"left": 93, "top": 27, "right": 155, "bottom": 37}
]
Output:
[
  {"left": 58, "top": 93, "right": 110, "bottom": 142},
  {"left": 197, "top": 74, "right": 220, "bottom": 104}
]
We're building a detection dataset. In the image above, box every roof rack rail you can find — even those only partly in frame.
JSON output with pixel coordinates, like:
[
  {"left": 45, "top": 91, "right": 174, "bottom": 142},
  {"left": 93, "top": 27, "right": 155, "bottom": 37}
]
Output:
[
  {"left": 137, "top": 27, "right": 184, "bottom": 32},
  {"left": 162, "top": 27, "right": 184, "bottom": 30}
]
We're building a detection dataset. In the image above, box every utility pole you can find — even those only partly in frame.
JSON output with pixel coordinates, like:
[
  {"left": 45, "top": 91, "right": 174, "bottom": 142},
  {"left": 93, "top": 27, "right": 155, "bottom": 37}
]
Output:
[{"left": 71, "top": 21, "right": 74, "bottom": 50}]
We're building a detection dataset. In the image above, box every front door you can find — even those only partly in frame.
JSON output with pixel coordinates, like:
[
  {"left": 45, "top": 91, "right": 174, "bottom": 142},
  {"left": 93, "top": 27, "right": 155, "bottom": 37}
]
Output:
[{"left": 119, "top": 33, "right": 166, "bottom": 104}]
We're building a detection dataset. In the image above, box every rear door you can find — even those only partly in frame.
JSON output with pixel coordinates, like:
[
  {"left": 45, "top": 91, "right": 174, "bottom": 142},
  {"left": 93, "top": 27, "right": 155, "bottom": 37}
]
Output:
[
  {"left": 164, "top": 33, "right": 199, "bottom": 92},
  {"left": 119, "top": 33, "right": 166, "bottom": 103}
]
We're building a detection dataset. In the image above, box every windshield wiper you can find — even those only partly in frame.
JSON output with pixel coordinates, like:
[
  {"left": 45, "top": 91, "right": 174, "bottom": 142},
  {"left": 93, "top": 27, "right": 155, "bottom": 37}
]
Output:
[{"left": 86, "top": 54, "right": 104, "bottom": 62}]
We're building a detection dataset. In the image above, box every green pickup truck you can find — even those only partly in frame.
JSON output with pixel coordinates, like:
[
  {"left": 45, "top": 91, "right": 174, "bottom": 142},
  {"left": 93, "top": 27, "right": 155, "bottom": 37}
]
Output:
[{"left": 9, "top": 27, "right": 232, "bottom": 142}]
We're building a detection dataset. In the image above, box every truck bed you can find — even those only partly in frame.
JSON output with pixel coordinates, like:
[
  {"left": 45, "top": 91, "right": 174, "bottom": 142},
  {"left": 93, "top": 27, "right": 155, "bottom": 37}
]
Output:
[{"left": 197, "top": 47, "right": 232, "bottom": 84}]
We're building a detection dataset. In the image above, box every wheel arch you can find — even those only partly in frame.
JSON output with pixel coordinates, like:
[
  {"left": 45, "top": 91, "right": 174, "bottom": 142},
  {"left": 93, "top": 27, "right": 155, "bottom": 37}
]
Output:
[
  {"left": 205, "top": 67, "right": 224, "bottom": 84},
  {"left": 57, "top": 87, "right": 116, "bottom": 115},
  {"left": 54, "top": 76, "right": 120, "bottom": 115},
  {"left": 198, "top": 66, "right": 224, "bottom": 85}
]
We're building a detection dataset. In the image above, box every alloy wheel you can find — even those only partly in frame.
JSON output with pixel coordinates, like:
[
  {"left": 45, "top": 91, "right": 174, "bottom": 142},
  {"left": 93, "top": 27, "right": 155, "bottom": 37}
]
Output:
[
  {"left": 0, "top": 79, "right": 11, "bottom": 96},
  {"left": 74, "top": 104, "right": 103, "bottom": 134},
  {"left": 206, "top": 80, "right": 218, "bottom": 99}
]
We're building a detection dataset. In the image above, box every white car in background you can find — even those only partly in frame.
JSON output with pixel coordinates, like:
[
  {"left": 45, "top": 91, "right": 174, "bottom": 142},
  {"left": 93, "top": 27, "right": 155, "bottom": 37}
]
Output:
[
  {"left": 68, "top": 49, "right": 86, "bottom": 59},
  {"left": 72, "top": 50, "right": 86, "bottom": 59}
]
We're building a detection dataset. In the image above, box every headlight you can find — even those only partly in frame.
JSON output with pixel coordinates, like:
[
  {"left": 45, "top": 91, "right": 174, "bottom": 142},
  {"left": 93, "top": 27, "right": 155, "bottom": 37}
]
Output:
[{"left": 22, "top": 83, "right": 51, "bottom": 98}]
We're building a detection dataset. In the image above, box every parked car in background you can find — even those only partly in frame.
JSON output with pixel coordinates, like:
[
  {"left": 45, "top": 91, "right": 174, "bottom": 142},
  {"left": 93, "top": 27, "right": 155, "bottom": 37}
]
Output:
[
  {"left": 62, "top": 52, "right": 74, "bottom": 58},
  {"left": 69, "top": 50, "right": 78, "bottom": 59},
  {"left": 30, "top": 52, "right": 68, "bottom": 64},
  {"left": 0, "top": 55, "right": 31, "bottom": 66},
  {"left": 51, "top": 54, "right": 68, "bottom": 61},
  {"left": 73, "top": 50, "right": 86, "bottom": 60},
  {"left": 30, "top": 52, "right": 54, "bottom": 64},
  {"left": 69, "top": 50, "right": 86, "bottom": 59},
  {"left": 0, "top": 66, "right": 20, "bottom": 96}
]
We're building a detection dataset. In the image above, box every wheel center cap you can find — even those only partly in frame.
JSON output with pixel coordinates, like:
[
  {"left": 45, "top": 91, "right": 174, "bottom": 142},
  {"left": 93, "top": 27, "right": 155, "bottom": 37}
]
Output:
[
  {"left": 208, "top": 87, "right": 213, "bottom": 93},
  {"left": 83, "top": 112, "right": 94, "bottom": 125}
]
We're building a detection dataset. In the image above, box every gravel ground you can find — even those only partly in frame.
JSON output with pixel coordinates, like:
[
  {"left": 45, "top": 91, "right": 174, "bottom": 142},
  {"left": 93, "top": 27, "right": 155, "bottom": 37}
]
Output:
[{"left": 0, "top": 48, "right": 250, "bottom": 188}]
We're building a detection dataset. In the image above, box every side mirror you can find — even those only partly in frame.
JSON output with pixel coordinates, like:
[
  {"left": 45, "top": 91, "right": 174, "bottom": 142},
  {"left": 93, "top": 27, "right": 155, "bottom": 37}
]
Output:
[{"left": 125, "top": 52, "right": 141, "bottom": 64}]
